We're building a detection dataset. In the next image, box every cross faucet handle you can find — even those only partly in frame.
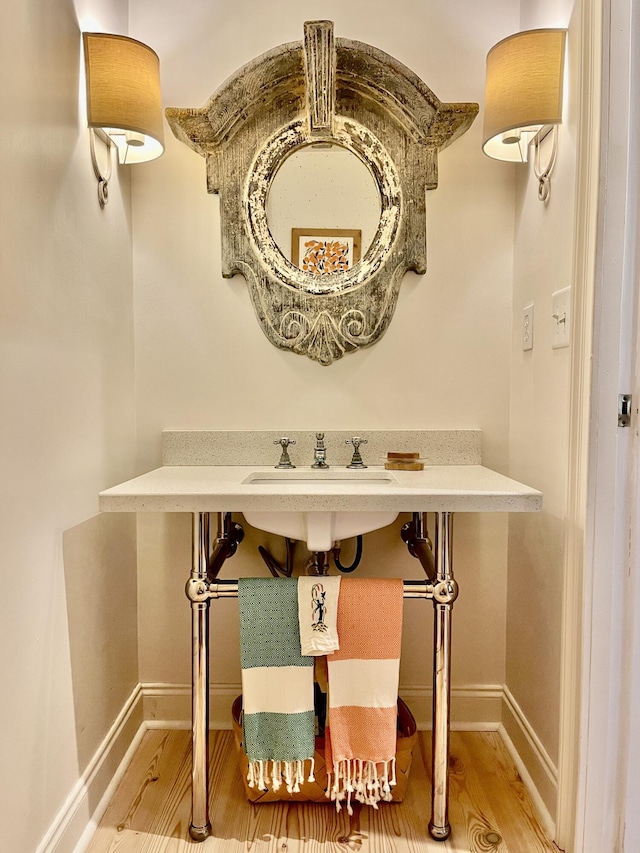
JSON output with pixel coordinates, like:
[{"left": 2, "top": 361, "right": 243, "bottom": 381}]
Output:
[
  {"left": 346, "top": 436, "right": 368, "bottom": 469},
  {"left": 274, "top": 437, "right": 296, "bottom": 469}
]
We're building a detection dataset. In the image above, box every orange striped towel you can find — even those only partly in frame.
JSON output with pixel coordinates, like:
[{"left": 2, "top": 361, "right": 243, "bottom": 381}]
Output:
[{"left": 325, "top": 578, "right": 404, "bottom": 813}]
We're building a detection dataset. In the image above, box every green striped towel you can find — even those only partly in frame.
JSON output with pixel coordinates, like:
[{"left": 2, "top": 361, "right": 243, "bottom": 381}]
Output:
[{"left": 239, "top": 577, "right": 316, "bottom": 792}]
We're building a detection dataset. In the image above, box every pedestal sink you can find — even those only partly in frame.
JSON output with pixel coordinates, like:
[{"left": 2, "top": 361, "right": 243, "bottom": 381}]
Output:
[
  {"left": 241, "top": 469, "right": 399, "bottom": 551},
  {"left": 98, "top": 429, "right": 544, "bottom": 844}
]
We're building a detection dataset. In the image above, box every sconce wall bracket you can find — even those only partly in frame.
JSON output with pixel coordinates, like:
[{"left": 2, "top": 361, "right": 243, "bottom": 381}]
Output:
[
  {"left": 533, "top": 125, "right": 558, "bottom": 202},
  {"left": 89, "top": 128, "right": 113, "bottom": 207}
]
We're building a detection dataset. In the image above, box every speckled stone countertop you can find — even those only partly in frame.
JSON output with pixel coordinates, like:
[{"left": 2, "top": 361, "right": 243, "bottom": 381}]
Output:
[{"left": 99, "top": 430, "right": 542, "bottom": 514}]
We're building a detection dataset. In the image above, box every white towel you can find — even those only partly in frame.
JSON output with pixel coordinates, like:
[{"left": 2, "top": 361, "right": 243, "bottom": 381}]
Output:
[{"left": 298, "top": 576, "right": 341, "bottom": 656}]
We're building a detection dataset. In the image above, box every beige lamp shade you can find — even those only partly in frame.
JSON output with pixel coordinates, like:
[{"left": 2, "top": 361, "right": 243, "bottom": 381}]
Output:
[
  {"left": 83, "top": 32, "right": 164, "bottom": 164},
  {"left": 483, "top": 28, "right": 566, "bottom": 162}
]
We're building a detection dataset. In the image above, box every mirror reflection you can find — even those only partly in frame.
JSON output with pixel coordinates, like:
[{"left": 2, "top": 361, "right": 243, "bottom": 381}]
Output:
[{"left": 266, "top": 144, "right": 381, "bottom": 271}]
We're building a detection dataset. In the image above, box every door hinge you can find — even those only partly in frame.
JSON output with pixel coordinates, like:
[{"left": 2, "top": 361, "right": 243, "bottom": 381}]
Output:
[{"left": 618, "top": 394, "right": 633, "bottom": 427}]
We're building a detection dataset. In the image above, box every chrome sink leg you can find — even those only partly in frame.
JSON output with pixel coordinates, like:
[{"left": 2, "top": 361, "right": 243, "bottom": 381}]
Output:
[
  {"left": 189, "top": 512, "right": 212, "bottom": 841},
  {"left": 429, "top": 511, "right": 457, "bottom": 842}
]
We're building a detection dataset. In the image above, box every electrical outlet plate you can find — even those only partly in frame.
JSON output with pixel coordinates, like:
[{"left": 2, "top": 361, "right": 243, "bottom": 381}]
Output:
[
  {"left": 552, "top": 287, "right": 571, "bottom": 349},
  {"left": 522, "top": 303, "right": 534, "bottom": 351}
]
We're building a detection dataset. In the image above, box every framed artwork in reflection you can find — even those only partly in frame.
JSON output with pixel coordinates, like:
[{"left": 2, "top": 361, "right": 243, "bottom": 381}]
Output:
[{"left": 291, "top": 228, "right": 362, "bottom": 275}]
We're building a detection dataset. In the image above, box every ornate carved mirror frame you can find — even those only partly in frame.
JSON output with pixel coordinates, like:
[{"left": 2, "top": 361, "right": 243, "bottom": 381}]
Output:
[{"left": 166, "top": 21, "right": 478, "bottom": 365}]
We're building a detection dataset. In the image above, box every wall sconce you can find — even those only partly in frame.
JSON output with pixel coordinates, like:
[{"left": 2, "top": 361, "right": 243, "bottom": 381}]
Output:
[
  {"left": 83, "top": 32, "right": 164, "bottom": 206},
  {"left": 482, "top": 28, "right": 566, "bottom": 201}
]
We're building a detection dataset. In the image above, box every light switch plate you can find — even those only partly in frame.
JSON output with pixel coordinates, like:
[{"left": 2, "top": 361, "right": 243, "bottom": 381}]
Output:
[
  {"left": 522, "top": 303, "right": 534, "bottom": 351},
  {"left": 552, "top": 287, "right": 571, "bottom": 349}
]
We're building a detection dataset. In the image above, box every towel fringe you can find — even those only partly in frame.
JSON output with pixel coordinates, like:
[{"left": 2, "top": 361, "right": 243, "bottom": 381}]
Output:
[
  {"left": 246, "top": 757, "right": 315, "bottom": 793},
  {"left": 328, "top": 757, "right": 397, "bottom": 813}
]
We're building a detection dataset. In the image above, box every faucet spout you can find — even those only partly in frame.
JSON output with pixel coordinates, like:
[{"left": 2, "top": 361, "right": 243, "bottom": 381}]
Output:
[{"left": 311, "top": 432, "right": 329, "bottom": 468}]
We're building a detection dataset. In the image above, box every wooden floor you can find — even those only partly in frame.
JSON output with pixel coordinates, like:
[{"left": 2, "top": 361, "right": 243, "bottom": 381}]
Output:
[{"left": 87, "top": 729, "right": 560, "bottom": 853}]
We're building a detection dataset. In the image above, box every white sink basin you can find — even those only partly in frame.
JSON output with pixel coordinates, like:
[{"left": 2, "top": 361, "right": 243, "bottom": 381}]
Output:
[{"left": 242, "top": 469, "right": 399, "bottom": 551}]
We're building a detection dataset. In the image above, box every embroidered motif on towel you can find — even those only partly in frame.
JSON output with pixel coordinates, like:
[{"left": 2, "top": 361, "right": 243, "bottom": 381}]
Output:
[
  {"left": 298, "top": 576, "right": 341, "bottom": 656},
  {"left": 311, "top": 582, "right": 328, "bottom": 633}
]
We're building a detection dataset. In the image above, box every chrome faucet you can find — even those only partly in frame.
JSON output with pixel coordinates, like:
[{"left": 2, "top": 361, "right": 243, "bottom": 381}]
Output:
[{"left": 311, "top": 432, "right": 329, "bottom": 468}]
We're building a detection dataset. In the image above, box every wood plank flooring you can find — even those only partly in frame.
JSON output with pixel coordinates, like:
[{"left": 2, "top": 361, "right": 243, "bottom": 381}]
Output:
[{"left": 87, "top": 729, "right": 560, "bottom": 853}]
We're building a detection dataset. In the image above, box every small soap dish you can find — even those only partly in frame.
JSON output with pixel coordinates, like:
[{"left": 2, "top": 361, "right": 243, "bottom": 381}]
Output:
[{"left": 384, "top": 452, "right": 424, "bottom": 471}]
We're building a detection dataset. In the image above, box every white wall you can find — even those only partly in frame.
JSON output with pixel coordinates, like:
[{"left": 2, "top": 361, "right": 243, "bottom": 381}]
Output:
[
  {"left": 0, "top": 1, "right": 139, "bottom": 850},
  {"left": 128, "top": 0, "right": 522, "bottom": 729},
  {"left": 505, "top": 0, "right": 578, "bottom": 816}
]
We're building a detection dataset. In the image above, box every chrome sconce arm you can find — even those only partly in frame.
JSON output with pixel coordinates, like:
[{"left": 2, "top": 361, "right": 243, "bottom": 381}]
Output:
[
  {"left": 89, "top": 128, "right": 113, "bottom": 207},
  {"left": 533, "top": 125, "right": 559, "bottom": 202}
]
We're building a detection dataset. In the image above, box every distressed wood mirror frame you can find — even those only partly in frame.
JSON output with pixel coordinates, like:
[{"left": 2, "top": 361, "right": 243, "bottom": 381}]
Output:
[{"left": 166, "top": 21, "right": 478, "bottom": 365}]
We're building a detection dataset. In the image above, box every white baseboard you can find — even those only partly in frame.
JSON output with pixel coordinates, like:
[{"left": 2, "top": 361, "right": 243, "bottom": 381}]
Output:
[
  {"left": 399, "top": 683, "right": 503, "bottom": 731},
  {"left": 35, "top": 684, "right": 144, "bottom": 853},
  {"left": 141, "top": 681, "right": 241, "bottom": 729},
  {"left": 501, "top": 685, "right": 558, "bottom": 837},
  {"left": 140, "top": 681, "right": 505, "bottom": 732},
  {"left": 40, "top": 681, "right": 558, "bottom": 853},
  {"left": 71, "top": 723, "right": 148, "bottom": 853}
]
